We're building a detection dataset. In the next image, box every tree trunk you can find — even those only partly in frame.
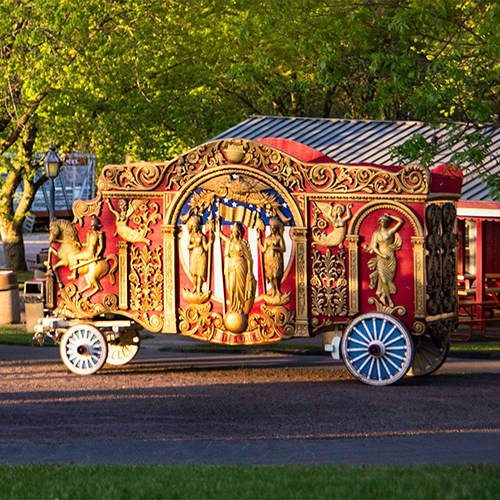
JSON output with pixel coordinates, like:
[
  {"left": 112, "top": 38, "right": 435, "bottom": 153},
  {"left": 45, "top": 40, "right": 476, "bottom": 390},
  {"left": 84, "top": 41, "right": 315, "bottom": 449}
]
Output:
[{"left": 0, "top": 218, "right": 28, "bottom": 271}]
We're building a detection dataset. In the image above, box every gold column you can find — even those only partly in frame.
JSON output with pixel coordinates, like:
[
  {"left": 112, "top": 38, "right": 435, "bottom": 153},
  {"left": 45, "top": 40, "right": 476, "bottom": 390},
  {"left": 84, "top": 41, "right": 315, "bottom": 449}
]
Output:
[
  {"left": 346, "top": 235, "right": 360, "bottom": 316},
  {"left": 411, "top": 236, "right": 426, "bottom": 318},
  {"left": 117, "top": 241, "right": 129, "bottom": 310},
  {"left": 163, "top": 224, "right": 177, "bottom": 333},
  {"left": 292, "top": 227, "right": 309, "bottom": 337},
  {"left": 45, "top": 268, "right": 55, "bottom": 309}
]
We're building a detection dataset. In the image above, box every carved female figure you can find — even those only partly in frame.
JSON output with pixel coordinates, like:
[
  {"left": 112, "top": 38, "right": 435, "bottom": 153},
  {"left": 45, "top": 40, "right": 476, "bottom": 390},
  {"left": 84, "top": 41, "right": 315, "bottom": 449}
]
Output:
[
  {"left": 219, "top": 221, "right": 256, "bottom": 315},
  {"left": 186, "top": 215, "right": 214, "bottom": 294},
  {"left": 106, "top": 198, "right": 152, "bottom": 244},
  {"left": 313, "top": 202, "right": 353, "bottom": 247},
  {"left": 364, "top": 214, "right": 404, "bottom": 307},
  {"left": 258, "top": 218, "right": 288, "bottom": 302}
]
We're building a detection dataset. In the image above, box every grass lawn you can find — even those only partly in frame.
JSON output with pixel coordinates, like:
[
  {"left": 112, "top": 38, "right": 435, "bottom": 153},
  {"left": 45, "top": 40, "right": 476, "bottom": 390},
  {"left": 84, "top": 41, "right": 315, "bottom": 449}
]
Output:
[
  {"left": 450, "top": 340, "right": 500, "bottom": 353},
  {"left": 0, "top": 464, "right": 499, "bottom": 500},
  {"left": 0, "top": 326, "right": 33, "bottom": 346}
]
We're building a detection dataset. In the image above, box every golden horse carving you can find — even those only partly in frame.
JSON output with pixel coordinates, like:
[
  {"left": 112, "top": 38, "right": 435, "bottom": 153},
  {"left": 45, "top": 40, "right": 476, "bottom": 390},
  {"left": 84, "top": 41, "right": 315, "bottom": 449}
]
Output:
[{"left": 47, "top": 218, "right": 118, "bottom": 298}]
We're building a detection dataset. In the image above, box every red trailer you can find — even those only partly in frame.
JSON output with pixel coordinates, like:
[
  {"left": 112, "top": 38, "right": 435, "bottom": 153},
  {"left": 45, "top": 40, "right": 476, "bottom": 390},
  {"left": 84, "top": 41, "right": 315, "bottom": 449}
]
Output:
[{"left": 37, "top": 138, "right": 462, "bottom": 385}]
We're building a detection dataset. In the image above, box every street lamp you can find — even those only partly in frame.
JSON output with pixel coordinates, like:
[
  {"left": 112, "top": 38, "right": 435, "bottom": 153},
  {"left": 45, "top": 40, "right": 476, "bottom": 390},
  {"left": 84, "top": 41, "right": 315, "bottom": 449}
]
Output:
[{"left": 43, "top": 145, "right": 62, "bottom": 222}]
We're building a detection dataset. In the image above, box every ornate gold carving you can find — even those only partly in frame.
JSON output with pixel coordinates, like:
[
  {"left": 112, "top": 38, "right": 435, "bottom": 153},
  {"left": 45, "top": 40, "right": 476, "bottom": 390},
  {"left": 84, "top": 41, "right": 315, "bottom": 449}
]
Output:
[
  {"left": 182, "top": 215, "right": 215, "bottom": 304},
  {"left": 130, "top": 245, "right": 163, "bottom": 312},
  {"left": 364, "top": 214, "right": 404, "bottom": 308},
  {"left": 45, "top": 268, "right": 55, "bottom": 309},
  {"left": 178, "top": 301, "right": 295, "bottom": 344},
  {"left": 412, "top": 236, "right": 426, "bottom": 318},
  {"left": 163, "top": 225, "right": 177, "bottom": 333},
  {"left": 55, "top": 283, "right": 119, "bottom": 319},
  {"left": 367, "top": 297, "right": 406, "bottom": 316},
  {"left": 219, "top": 220, "right": 257, "bottom": 333},
  {"left": 426, "top": 204, "right": 442, "bottom": 316},
  {"left": 166, "top": 166, "right": 305, "bottom": 228},
  {"left": 311, "top": 247, "right": 347, "bottom": 319},
  {"left": 307, "top": 162, "right": 429, "bottom": 195},
  {"left": 413, "top": 321, "right": 426, "bottom": 336},
  {"left": 258, "top": 218, "right": 290, "bottom": 305},
  {"left": 73, "top": 193, "right": 103, "bottom": 227},
  {"left": 292, "top": 227, "right": 308, "bottom": 336},
  {"left": 312, "top": 202, "right": 352, "bottom": 248},
  {"left": 117, "top": 241, "right": 129, "bottom": 310},
  {"left": 427, "top": 317, "right": 458, "bottom": 347},
  {"left": 47, "top": 218, "right": 118, "bottom": 298},
  {"left": 181, "top": 175, "right": 291, "bottom": 225},
  {"left": 160, "top": 139, "right": 430, "bottom": 196},
  {"left": 442, "top": 203, "right": 458, "bottom": 314},
  {"left": 98, "top": 161, "right": 167, "bottom": 191},
  {"left": 346, "top": 235, "right": 360, "bottom": 316},
  {"left": 107, "top": 199, "right": 161, "bottom": 244},
  {"left": 223, "top": 139, "right": 246, "bottom": 164}
]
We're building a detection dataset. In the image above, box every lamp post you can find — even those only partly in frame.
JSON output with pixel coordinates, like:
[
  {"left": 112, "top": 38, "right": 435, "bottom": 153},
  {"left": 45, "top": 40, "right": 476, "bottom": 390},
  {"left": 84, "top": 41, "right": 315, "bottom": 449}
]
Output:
[{"left": 43, "top": 145, "right": 62, "bottom": 222}]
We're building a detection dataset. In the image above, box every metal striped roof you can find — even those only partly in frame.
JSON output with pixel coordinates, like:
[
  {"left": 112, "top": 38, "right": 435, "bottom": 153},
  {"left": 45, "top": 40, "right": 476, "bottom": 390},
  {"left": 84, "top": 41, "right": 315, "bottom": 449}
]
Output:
[{"left": 212, "top": 116, "right": 500, "bottom": 201}]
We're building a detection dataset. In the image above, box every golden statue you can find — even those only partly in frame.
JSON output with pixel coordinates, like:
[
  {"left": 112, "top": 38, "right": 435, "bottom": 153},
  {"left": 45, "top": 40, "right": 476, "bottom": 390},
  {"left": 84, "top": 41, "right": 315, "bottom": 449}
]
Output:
[
  {"left": 182, "top": 215, "right": 214, "bottom": 303},
  {"left": 106, "top": 198, "right": 158, "bottom": 244},
  {"left": 312, "top": 202, "right": 353, "bottom": 247},
  {"left": 364, "top": 213, "right": 404, "bottom": 307},
  {"left": 47, "top": 217, "right": 118, "bottom": 298},
  {"left": 258, "top": 218, "right": 290, "bottom": 305},
  {"left": 219, "top": 220, "right": 256, "bottom": 333}
]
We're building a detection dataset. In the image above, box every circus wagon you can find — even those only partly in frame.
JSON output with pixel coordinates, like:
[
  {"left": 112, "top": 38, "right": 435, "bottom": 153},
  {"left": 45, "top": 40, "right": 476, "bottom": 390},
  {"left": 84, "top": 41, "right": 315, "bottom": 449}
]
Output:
[{"left": 36, "top": 137, "right": 462, "bottom": 385}]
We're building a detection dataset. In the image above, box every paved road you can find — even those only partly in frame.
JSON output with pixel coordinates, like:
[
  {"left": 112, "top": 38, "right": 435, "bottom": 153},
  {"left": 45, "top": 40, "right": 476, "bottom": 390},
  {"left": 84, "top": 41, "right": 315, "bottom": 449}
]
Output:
[{"left": 1, "top": 342, "right": 500, "bottom": 465}]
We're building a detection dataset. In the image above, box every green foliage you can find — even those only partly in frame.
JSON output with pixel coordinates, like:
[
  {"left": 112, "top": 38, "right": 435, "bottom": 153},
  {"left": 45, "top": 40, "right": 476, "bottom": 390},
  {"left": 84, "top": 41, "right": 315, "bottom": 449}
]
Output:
[{"left": 1, "top": 464, "right": 500, "bottom": 500}]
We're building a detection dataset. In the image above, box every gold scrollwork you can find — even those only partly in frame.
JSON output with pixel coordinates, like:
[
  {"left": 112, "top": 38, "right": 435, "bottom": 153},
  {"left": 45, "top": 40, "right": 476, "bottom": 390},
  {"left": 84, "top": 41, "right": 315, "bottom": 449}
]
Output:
[
  {"left": 72, "top": 193, "right": 103, "bottom": 227},
  {"left": 99, "top": 161, "right": 167, "bottom": 191},
  {"left": 130, "top": 245, "right": 163, "bottom": 312},
  {"left": 311, "top": 247, "right": 347, "bottom": 319},
  {"left": 312, "top": 202, "right": 352, "bottom": 248},
  {"left": 107, "top": 199, "right": 161, "bottom": 244},
  {"left": 178, "top": 301, "right": 295, "bottom": 344}
]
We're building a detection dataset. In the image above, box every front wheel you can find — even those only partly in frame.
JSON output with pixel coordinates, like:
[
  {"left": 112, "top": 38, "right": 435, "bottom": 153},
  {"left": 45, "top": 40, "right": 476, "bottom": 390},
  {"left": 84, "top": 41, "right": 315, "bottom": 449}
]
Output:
[
  {"left": 342, "top": 313, "right": 414, "bottom": 386},
  {"left": 60, "top": 324, "right": 108, "bottom": 375}
]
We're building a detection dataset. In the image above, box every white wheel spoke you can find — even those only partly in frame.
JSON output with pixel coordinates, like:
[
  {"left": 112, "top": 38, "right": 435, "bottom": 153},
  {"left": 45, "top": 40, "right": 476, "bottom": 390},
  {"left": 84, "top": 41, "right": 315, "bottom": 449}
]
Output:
[
  {"left": 357, "top": 356, "right": 371, "bottom": 373},
  {"left": 367, "top": 357, "right": 375, "bottom": 378},
  {"left": 347, "top": 347, "right": 369, "bottom": 352},
  {"left": 386, "top": 352, "right": 406, "bottom": 361},
  {"left": 384, "top": 355, "right": 401, "bottom": 372},
  {"left": 378, "top": 320, "right": 387, "bottom": 342},
  {"left": 381, "top": 325, "right": 397, "bottom": 344},
  {"left": 353, "top": 327, "right": 371, "bottom": 345},
  {"left": 381, "top": 357, "right": 391, "bottom": 377},
  {"left": 372, "top": 318, "right": 378, "bottom": 340},
  {"left": 351, "top": 351, "right": 370, "bottom": 363},
  {"left": 362, "top": 321, "right": 374, "bottom": 341},
  {"left": 376, "top": 359, "right": 382, "bottom": 380},
  {"left": 384, "top": 335, "right": 404, "bottom": 347},
  {"left": 348, "top": 337, "right": 369, "bottom": 347}
]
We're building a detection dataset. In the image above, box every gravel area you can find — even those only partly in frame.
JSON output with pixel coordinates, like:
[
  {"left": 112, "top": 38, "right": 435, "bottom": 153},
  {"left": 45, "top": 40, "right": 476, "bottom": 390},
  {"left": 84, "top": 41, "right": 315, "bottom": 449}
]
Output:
[{"left": 1, "top": 346, "right": 500, "bottom": 447}]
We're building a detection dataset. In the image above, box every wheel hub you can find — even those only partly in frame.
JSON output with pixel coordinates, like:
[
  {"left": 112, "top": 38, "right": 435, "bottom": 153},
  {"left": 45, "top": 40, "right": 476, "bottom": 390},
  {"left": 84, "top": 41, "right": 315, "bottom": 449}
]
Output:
[
  {"left": 76, "top": 345, "right": 88, "bottom": 355},
  {"left": 367, "top": 340, "right": 385, "bottom": 358}
]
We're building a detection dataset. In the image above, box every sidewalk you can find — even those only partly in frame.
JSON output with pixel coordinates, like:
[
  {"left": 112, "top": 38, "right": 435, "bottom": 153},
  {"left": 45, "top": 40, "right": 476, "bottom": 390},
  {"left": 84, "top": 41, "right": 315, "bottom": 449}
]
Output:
[{"left": 0, "top": 232, "right": 49, "bottom": 268}]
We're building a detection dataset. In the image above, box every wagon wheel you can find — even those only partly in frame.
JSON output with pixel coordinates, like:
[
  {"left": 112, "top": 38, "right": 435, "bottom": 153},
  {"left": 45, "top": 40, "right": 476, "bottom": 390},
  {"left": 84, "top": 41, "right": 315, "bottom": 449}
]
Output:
[
  {"left": 60, "top": 324, "right": 108, "bottom": 375},
  {"left": 408, "top": 334, "right": 450, "bottom": 377},
  {"left": 341, "top": 313, "right": 414, "bottom": 386},
  {"left": 106, "top": 330, "right": 141, "bottom": 366}
]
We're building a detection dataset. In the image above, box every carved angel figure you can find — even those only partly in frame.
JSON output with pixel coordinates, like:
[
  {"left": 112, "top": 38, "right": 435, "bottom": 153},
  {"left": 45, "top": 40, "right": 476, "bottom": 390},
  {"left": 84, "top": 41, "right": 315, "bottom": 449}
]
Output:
[
  {"left": 363, "top": 214, "right": 404, "bottom": 307},
  {"left": 312, "top": 202, "right": 353, "bottom": 247},
  {"left": 258, "top": 218, "right": 290, "bottom": 304},
  {"left": 107, "top": 198, "right": 153, "bottom": 244},
  {"left": 186, "top": 215, "right": 214, "bottom": 294}
]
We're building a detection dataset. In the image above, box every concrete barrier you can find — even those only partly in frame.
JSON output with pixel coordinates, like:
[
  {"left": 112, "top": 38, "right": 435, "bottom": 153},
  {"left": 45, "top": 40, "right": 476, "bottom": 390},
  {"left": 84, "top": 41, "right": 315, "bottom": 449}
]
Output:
[{"left": 0, "top": 270, "right": 20, "bottom": 324}]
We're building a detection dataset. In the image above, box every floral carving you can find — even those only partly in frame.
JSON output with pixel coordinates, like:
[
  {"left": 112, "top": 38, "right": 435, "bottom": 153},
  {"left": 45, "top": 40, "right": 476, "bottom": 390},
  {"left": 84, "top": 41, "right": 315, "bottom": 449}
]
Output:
[{"left": 130, "top": 246, "right": 163, "bottom": 311}]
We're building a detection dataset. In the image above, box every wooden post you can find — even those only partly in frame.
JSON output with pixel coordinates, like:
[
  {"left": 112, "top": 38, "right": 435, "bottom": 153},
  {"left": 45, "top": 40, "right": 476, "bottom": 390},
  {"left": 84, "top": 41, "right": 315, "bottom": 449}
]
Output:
[{"left": 476, "top": 219, "right": 484, "bottom": 322}]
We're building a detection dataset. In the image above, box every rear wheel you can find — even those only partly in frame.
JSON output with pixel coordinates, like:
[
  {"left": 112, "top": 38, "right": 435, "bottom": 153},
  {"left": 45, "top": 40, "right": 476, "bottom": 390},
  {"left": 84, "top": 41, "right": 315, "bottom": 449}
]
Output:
[
  {"left": 408, "top": 334, "right": 449, "bottom": 377},
  {"left": 106, "top": 330, "right": 141, "bottom": 366},
  {"left": 342, "top": 313, "right": 414, "bottom": 386},
  {"left": 60, "top": 324, "right": 108, "bottom": 375}
]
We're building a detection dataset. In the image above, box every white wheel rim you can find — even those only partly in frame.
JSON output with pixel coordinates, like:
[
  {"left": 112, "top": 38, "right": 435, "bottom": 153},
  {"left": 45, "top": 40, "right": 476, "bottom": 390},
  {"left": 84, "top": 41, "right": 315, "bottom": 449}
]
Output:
[
  {"left": 60, "top": 325, "right": 107, "bottom": 375},
  {"left": 106, "top": 335, "right": 140, "bottom": 366},
  {"left": 409, "top": 334, "right": 449, "bottom": 377},
  {"left": 342, "top": 313, "right": 413, "bottom": 386}
]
